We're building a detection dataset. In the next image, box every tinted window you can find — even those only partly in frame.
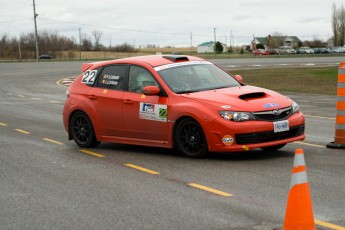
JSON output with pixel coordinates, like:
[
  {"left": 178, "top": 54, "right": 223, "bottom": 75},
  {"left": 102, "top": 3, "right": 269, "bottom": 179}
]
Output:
[{"left": 96, "top": 65, "right": 127, "bottom": 90}]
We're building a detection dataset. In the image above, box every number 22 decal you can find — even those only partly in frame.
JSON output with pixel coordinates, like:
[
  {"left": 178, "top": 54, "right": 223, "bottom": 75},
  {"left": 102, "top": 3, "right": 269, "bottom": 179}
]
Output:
[{"left": 81, "top": 70, "right": 97, "bottom": 84}]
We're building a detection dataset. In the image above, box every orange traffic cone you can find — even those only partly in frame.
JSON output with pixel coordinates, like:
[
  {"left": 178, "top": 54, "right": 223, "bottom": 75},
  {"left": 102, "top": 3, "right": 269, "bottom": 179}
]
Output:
[
  {"left": 283, "top": 149, "right": 316, "bottom": 230},
  {"left": 327, "top": 62, "right": 345, "bottom": 149}
]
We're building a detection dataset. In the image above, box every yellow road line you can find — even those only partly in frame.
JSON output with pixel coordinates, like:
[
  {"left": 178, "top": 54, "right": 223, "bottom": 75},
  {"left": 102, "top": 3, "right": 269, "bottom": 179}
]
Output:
[
  {"left": 56, "top": 79, "right": 67, "bottom": 87},
  {"left": 80, "top": 149, "right": 105, "bottom": 158},
  {"left": 56, "top": 79, "right": 63, "bottom": 87},
  {"left": 304, "top": 114, "right": 335, "bottom": 120},
  {"left": 43, "top": 138, "right": 64, "bottom": 145},
  {"left": 14, "top": 129, "right": 30, "bottom": 134},
  {"left": 0, "top": 122, "right": 7, "bottom": 126},
  {"left": 188, "top": 183, "right": 233, "bottom": 197},
  {"left": 315, "top": 219, "right": 345, "bottom": 230},
  {"left": 296, "top": 141, "right": 325, "bottom": 148},
  {"left": 124, "top": 163, "right": 160, "bottom": 175}
]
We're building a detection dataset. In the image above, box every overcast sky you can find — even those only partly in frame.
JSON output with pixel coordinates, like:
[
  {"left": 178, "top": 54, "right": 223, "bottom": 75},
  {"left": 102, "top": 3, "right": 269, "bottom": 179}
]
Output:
[{"left": 1, "top": 0, "right": 344, "bottom": 47}]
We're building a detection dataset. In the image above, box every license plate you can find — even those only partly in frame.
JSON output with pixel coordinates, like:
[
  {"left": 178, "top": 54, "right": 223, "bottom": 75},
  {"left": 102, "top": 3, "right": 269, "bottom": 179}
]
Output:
[{"left": 273, "top": 120, "right": 289, "bottom": 133}]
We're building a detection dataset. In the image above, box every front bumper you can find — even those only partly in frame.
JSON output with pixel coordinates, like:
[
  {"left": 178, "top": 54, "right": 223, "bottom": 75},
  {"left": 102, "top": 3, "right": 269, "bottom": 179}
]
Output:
[{"left": 204, "top": 112, "right": 305, "bottom": 152}]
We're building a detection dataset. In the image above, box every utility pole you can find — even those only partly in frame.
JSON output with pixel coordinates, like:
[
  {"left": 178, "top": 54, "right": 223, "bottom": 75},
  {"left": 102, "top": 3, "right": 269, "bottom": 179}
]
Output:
[
  {"left": 214, "top": 28, "right": 216, "bottom": 56},
  {"left": 190, "top": 32, "right": 193, "bottom": 54},
  {"left": 229, "top": 30, "right": 231, "bottom": 48},
  {"left": 232, "top": 33, "right": 235, "bottom": 49},
  {"left": 18, "top": 37, "right": 22, "bottom": 61},
  {"left": 78, "top": 28, "right": 81, "bottom": 60},
  {"left": 230, "top": 30, "right": 232, "bottom": 52},
  {"left": 32, "top": 0, "right": 39, "bottom": 61}
]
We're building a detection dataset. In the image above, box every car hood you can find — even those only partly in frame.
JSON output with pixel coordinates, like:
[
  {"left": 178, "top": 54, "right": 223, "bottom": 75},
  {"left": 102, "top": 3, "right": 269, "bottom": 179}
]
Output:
[{"left": 180, "top": 86, "right": 292, "bottom": 111}]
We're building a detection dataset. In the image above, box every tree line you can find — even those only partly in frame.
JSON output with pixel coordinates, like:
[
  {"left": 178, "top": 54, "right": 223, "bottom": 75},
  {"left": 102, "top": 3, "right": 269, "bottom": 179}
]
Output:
[{"left": 0, "top": 30, "right": 137, "bottom": 59}]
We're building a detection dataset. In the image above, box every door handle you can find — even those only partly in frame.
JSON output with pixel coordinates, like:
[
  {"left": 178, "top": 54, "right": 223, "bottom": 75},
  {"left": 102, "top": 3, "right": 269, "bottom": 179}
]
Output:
[
  {"left": 123, "top": 99, "right": 133, "bottom": 104},
  {"left": 88, "top": 95, "right": 97, "bottom": 100}
]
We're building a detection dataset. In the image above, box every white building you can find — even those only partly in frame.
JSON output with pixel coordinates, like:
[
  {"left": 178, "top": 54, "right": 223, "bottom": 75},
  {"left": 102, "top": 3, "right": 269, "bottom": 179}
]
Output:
[{"left": 197, "top": 41, "right": 227, "bottom": 53}]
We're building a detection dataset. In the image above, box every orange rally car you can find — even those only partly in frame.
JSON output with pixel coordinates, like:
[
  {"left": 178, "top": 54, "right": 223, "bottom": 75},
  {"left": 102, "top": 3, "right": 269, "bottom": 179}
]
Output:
[{"left": 63, "top": 55, "right": 305, "bottom": 158}]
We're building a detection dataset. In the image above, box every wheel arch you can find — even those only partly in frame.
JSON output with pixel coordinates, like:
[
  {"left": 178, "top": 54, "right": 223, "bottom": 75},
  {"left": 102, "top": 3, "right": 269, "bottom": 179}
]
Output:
[
  {"left": 172, "top": 115, "right": 208, "bottom": 148},
  {"left": 172, "top": 116, "right": 194, "bottom": 147},
  {"left": 172, "top": 115, "right": 209, "bottom": 158},
  {"left": 68, "top": 109, "right": 98, "bottom": 140}
]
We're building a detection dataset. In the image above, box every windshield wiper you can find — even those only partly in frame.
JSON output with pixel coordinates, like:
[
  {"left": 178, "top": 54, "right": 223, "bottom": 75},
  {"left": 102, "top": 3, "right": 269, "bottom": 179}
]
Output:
[
  {"left": 213, "top": 86, "right": 230, "bottom": 90},
  {"left": 176, "top": 89, "right": 200, "bottom": 94}
]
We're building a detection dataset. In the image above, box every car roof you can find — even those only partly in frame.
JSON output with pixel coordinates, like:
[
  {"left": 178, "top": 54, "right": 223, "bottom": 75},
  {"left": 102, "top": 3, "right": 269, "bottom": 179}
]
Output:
[{"left": 82, "top": 55, "right": 205, "bottom": 72}]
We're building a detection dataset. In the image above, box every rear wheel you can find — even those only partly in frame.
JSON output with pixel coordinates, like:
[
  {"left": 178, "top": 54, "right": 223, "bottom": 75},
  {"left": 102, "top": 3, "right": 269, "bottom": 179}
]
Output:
[
  {"left": 261, "top": 144, "right": 286, "bottom": 151},
  {"left": 174, "top": 118, "right": 208, "bottom": 158},
  {"left": 70, "top": 111, "right": 100, "bottom": 148}
]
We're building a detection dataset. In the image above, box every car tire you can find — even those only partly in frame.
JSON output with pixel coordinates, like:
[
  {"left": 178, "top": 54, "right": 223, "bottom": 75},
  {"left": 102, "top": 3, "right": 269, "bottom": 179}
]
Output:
[
  {"left": 261, "top": 144, "right": 286, "bottom": 151},
  {"left": 174, "top": 118, "right": 208, "bottom": 158},
  {"left": 70, "top": 111, "right": 100, "bottom": 148}
]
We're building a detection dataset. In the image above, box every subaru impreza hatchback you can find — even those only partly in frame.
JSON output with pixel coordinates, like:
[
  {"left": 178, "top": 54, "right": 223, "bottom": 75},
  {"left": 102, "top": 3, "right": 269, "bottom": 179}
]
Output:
[{"left": 63, "top": 55, "right": 305, "bottom": 158}]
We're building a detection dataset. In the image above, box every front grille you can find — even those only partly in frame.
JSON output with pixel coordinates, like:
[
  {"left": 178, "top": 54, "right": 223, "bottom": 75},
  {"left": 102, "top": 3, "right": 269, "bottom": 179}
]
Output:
[
  {"left": 235, "top": 124, "right": 305, "bottom": 145},
  {"left": 253, "top": 107, "right": 292, "bottom": 121}
]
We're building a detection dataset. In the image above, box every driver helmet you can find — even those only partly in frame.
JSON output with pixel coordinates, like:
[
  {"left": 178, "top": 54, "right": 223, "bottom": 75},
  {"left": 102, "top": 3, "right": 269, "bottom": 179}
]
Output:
[{"left": 136, "top": 73, "right": 155, "bottom": 88}]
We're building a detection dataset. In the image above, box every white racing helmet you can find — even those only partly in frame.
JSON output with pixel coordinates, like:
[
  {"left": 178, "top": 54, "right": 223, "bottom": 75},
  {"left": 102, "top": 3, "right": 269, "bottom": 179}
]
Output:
[{"left": 136, "top": 73, "right": 155, "bottom": 88}]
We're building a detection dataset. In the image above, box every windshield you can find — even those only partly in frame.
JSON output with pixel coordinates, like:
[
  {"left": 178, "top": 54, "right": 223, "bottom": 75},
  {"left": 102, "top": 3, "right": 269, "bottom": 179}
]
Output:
[{"left": 156, "top": 62, "right": 241, "bottom": 93}]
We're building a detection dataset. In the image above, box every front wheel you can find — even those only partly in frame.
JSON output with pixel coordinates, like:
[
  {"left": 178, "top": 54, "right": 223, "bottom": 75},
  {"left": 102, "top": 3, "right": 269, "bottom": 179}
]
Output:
[
  {"left": 70, "top": 111, "right": 100, "bottom": 148},
  {"left": 261, "top": 144, "right": 286, "bottom": 151},
  {"left": 174, "top": 118, "right": 208, "bottom": 158}
]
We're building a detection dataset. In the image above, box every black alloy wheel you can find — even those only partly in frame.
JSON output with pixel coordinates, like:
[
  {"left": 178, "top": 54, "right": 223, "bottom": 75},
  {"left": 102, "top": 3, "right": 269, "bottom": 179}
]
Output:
[
  {"left": 175, "top": 118, "right": 208, "bottom": 158},
  {"left": 70, "top": 111, "right": 100, "bottom": 148}
]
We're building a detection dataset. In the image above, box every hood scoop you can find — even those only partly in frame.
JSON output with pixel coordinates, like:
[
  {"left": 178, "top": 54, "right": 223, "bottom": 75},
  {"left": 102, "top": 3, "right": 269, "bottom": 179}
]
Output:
[{"left": 239, "top": 92, "right": 267, "bottom": 101}]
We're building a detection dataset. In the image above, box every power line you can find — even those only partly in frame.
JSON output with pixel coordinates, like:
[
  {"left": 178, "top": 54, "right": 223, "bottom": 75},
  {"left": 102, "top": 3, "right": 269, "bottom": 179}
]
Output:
[
  {"left": 38, "top": 17, "right": 221, "bottom": 38},
  {"left": 0, "top": 18, "right": 30, "bottom": 24}
]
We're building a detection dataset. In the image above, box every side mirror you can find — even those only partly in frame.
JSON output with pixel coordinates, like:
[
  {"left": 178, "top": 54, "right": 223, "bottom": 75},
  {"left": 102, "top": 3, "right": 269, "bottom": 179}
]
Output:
[
  {"left": 143, "top": 85, "right": 160, "bottom": 95},
  {"left": 233, "top": 75, "right": 243, "bottom": 83}
]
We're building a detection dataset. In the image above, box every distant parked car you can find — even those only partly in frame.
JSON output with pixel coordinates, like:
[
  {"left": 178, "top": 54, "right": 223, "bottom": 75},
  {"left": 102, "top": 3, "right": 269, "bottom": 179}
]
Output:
[
  {"left": 267, "top": 48, "right": 279, "bottom": 55},
  {"left": 252, "top": 49, "right": 269, "bottom": 56},
  {"left": 313, "top": 48, "right": 329, "bottom": 54},
  {"left": 321, "top": 48, "right": 330, "bottom": 54},
  {"left": 39, "top": 54, "right": 53, "bottom": 59},
  {"left": 277, "top": 46, "right": 296, "bottom": 55},
  {"left": 297, "top": 47, "right": 314, "bottom": 54},
  {"left": 329, "top": 47, "right": 345, "bottom": 53}
]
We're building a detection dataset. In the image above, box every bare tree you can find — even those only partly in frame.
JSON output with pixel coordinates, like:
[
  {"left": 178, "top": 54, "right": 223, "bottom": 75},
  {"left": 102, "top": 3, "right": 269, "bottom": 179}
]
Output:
[
  {"left": 332, "top": 3, "right": 345, "bottom": 46},
  {"left": 340, "top": 4, "right": 345, "bottom": 46},
  {"left": 332, "top": 3, "right": 339, "bottom": 46},
  {"left": 267, "top": 32, "right": 285, "bottom": 48},
  {"left": 82, "top": 35, "right": 92, "bottom": 51},
  {"left": 92, "top": 30, "right": 103, "bottom": 51}
]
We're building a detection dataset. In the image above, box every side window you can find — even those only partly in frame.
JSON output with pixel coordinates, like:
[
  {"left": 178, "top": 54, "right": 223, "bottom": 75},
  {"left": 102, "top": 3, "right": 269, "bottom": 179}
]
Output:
[
  {"left": 128, "top": 66, "right": 158, "bottom": 94},
  {"left": 96, "top": 65, "right": 127, "bottom": 90}
]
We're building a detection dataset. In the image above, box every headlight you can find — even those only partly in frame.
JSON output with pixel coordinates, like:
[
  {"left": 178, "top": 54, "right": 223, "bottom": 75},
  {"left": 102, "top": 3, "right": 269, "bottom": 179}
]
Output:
[
  {"left": 292, "top": 101, "right": 300, "bottom": 113},
  {"left": 219, "top": 111, "right": 255, "bottom": 122}
]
